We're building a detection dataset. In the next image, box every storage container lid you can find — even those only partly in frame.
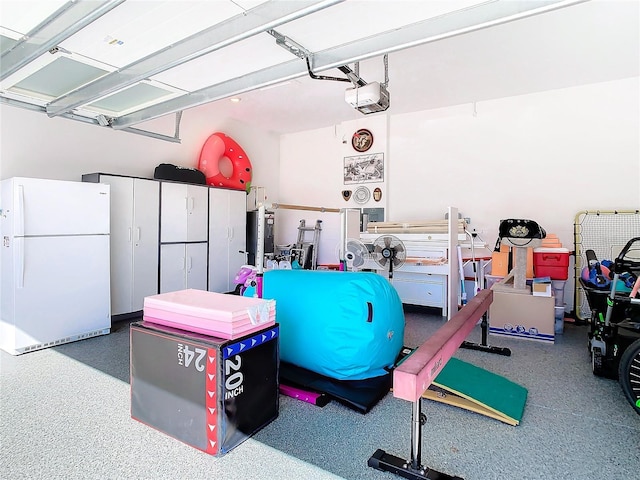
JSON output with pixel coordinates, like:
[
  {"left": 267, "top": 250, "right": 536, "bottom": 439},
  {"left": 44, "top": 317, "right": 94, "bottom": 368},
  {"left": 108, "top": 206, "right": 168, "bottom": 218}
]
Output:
[{"left": 533, "top": 247, "right": 569, "bottom": 253}]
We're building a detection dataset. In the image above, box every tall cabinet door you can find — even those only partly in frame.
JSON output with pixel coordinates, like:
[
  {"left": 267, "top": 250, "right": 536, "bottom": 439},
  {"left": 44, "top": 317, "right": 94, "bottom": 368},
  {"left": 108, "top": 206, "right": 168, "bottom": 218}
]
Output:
[
  {"left": 187, "top": 185, "right": 209, "bottom": 242},
  {"left": 131, "top": 179, "right": 160, "bottom": 311},
  {"left": 227, "top": 189, "right": 247, "bottom": 287},
  {"left": 208, "top": 188, "right": 246, "bottom": 293},
  {"left": 98, "top": 175, "right": 159, "bottom": 315},
  {"left": 160, "top": 182, "right": 208, "bottom": 242},
  {"left": 103, "top": 176, "right": 135, "bottom": 315}
]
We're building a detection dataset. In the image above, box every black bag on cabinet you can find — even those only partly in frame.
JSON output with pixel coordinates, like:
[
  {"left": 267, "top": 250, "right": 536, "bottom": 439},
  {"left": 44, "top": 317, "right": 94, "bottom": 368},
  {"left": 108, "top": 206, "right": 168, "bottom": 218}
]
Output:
[{"left": 154, "top": 164, "right": 206, "bottom": 185}]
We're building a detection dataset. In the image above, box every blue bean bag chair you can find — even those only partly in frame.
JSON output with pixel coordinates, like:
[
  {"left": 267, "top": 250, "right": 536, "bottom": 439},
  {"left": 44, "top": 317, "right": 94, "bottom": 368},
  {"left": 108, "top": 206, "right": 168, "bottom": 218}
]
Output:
[{"left": 261, "top": 269, "right": 404, "bottom": 381}]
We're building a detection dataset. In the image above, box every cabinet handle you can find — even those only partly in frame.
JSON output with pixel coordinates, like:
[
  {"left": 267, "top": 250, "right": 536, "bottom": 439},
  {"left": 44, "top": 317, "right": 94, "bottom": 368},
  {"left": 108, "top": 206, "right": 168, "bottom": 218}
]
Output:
[
  {"left": 187, "top": 256, "right": 193, "bottom": 272},
  {"left": 128, "top": 227, "right": 132, "bottom": 242},
  {"left": 228, "top": 227, "right": 233, "bottom": 240},
  {"left": 135, "top": 227, "right": 141, "bottom": 242},
  {"left": 185, "top": 197, "right": 189, "bottom": 211},
  {"left": 188, "top": 197, "right": 194, "bottom": 212}
]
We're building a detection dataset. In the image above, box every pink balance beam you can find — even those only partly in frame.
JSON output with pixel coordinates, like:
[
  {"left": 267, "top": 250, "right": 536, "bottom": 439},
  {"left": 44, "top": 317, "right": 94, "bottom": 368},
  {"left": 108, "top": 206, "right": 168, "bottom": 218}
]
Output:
[{"left": 393, "top": 289, "right": 493, "bottom": 403}]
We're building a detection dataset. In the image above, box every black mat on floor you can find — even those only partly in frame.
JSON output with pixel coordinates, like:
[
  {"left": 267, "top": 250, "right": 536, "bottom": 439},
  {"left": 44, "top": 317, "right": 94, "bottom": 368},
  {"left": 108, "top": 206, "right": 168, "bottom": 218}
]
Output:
[{"left": 279, "top": 361, "right": 392, "bottom": 414}]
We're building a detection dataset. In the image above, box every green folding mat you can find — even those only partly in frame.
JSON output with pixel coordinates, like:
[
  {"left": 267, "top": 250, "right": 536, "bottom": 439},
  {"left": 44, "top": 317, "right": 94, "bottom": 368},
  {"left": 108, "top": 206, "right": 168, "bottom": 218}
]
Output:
[{"left": 422, "top": 357, "right": 528, "bottom": 426}]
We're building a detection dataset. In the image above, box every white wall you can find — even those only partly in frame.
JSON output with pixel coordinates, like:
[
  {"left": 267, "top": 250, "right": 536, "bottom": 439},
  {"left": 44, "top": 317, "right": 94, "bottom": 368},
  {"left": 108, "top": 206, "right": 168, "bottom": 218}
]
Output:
[
  {"left": 277, "top": 115, "right": 389, "bottom": 265},
  {"left": 389, "top": 77, "right": 640, "bottom": 248},
  {"left": 0, "top": 103, "right": 281, "bottom": 200},
  {"left": 277, "top": 77, "right": 640, "bottom": 266},
  {"left": 277, "top": 126, "right": 342, "bottom": 264}
]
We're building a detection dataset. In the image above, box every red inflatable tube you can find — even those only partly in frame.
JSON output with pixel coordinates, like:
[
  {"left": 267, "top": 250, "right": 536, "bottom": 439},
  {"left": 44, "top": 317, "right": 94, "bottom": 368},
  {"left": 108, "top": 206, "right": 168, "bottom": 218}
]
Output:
[{"left": 198, "top": 132, "right": 252, "bottom": 191}]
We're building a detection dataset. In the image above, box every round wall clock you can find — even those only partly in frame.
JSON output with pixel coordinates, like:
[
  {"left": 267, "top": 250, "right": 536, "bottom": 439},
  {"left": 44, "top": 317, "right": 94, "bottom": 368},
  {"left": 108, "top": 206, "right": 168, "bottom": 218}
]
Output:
[{"left": 351, "top": 128, "right": 373, "bottom": 152}]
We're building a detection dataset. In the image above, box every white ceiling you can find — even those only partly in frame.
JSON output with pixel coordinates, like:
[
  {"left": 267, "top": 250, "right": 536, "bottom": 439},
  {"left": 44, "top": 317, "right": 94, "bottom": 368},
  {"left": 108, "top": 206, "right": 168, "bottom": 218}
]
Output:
[{"left": 0, "top": 0, "right": 638, "bottom": 139}]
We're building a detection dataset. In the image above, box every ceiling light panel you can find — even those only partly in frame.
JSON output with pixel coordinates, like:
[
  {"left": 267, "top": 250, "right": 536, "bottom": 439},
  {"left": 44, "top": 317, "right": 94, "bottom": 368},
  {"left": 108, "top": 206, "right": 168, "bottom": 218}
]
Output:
[
  {"left": 8, "top": 56, "right": 109, "bottom": 100},
  {"left": 0, "top": 51, "right": 112, "bottom": 102},
  {"left": 152, "top": 33, "right": 295, "bottom": 92},
  {"left": 0, "top": 34, "right": 18, "bottom": 53},
  {"left": 0, "top": 25, "right": 22, "bottom": 42},
  {"left": 274, "top": 0, "right": 488, "bottom": 52},
  {"left": 59, "top": 1, "right": 246, "bottom": 68},
  {"left": 0, "top": 0, "right": 69, "bottom": 34},
  {"left": 82, "top": 80, "right": 186, "bottom": 116}
]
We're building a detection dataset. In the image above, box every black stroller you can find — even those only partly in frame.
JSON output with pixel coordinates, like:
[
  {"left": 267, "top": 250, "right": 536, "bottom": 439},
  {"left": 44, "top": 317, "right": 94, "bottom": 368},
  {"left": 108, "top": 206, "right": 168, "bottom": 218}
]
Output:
[{"left": 580, "top": 237, "right": 640, "bottom": 415}]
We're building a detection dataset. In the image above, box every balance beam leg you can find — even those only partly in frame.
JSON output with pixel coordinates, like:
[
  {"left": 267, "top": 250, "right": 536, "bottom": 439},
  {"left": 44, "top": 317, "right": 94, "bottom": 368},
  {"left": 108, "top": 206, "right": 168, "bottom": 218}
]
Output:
[
  {"left": 367, "top": 400, "right": 463, "bottom": 480},
  {"left": 410, "top": 399, "right": 422, "bottom": 472},
  {"left": 459, "top": 310, "right": 511, "bottom": 356}
]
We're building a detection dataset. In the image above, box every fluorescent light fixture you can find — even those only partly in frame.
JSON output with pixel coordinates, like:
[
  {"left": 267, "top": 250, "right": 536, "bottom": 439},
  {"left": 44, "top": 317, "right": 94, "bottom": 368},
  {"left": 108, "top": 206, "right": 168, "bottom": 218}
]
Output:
[
  {"left": 230, "top": 97, "right": 242, "bottom": 103},
  {"left": 0, "top": 51, "right": 112, "bottom": 102},
  {"left": 0, "top": 34, "right": 19, "bottom": 53},
  {"left": 81, "top": 80, "right": 187, "bottom": 116}
]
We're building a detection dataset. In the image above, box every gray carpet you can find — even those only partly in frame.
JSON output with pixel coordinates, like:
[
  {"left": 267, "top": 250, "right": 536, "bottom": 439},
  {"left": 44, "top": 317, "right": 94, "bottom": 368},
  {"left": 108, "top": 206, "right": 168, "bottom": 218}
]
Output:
[{"left": 1, "top": 309, "right": 639, "bottom": 480}]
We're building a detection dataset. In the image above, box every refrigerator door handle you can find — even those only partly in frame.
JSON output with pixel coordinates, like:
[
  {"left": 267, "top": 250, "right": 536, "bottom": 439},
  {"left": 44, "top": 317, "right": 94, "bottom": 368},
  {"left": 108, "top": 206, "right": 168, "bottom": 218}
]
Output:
[
  {"left": 16, "top": 237, "right": 24, "bottom": 288},
  {"left": 16, "top": 184, "right": 25, "bottom": 236}
]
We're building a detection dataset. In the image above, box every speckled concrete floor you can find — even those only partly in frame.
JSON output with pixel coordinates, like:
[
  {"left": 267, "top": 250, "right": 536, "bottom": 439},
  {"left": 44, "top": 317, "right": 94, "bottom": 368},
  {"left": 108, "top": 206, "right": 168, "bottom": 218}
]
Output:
[{"left": 1, "top": 309, "right": 638, "bottom": 480}]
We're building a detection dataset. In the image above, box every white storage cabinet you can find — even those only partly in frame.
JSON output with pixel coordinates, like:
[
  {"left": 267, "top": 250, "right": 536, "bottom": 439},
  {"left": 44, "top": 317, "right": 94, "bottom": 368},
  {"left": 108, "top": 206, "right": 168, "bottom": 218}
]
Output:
[
  {"left": 208, "top": 187, "right": 247, "bottom": 293},
  {"left": 160, "top": 243, "right": 208, "bottom": 292},
  {"left": 82, "top": 174, "right": 160, "bottom": 316},
  {"left": 160, "top": 182, "right": 208, "bottom": 242},
  {"left": 159, "top": 181, "right": 209, "bottom": 293},
  {"left": 387, "top": 271, "right": 446, "bottom": 309}
]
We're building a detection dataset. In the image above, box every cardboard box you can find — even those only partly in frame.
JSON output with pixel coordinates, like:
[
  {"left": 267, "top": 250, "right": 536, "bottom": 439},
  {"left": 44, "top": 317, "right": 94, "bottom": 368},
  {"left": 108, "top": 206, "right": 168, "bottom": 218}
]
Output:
[
  {"left": 532, "top": 279, "right": 552, "bottom": 297},
  {"left": 130, "top": 321, "right": 279, "bottom": 455},
  {"left": 489, "top": 291, "right": 555, "bottom": 343}
]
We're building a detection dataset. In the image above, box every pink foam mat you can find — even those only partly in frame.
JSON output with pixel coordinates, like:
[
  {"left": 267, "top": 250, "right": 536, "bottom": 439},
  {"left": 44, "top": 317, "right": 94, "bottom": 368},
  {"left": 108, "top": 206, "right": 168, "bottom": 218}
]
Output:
[
  {"left": 143, "top": 289, "right": 275, "bottom": 339},
  {"left": 143, "top": 314, "right": 275, "bottom": 340},
  {"left": 144, "top": 289, "right": 274, "bottom": 318}
]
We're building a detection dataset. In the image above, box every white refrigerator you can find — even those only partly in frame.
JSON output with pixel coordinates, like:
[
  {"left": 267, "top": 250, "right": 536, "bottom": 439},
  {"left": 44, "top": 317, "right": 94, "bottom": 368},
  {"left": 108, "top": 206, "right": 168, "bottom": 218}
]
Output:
[{"left": 0, "top": 177, "right": 111, "bottom": 355}]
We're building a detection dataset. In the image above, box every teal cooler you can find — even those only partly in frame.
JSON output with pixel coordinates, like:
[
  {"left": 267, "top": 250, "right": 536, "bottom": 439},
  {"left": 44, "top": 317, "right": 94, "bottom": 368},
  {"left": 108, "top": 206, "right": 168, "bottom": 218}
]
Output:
[{"left": 130, "top": 321, "right": 279, "bottom": 455}]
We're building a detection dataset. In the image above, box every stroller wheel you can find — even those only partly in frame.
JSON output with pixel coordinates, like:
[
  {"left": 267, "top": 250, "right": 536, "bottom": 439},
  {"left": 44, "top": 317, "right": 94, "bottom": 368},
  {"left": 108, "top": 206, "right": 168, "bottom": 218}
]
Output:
[{"left": 618, "top": 339, "right": 640, "bottom": 416}]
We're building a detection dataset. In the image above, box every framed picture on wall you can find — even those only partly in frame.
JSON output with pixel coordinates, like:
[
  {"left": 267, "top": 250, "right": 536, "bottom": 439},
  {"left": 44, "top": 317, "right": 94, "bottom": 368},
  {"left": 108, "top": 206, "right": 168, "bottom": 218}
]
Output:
[{"left": 343, "top": 153, "right": 384, "bottom": 184}]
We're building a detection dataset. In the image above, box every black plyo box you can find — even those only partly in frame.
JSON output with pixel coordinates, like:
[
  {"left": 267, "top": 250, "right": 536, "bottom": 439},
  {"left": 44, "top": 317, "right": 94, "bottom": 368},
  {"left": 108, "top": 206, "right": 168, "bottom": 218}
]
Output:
[{"left": 130, "top": 321, "right": 279, "bottom": 455}]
